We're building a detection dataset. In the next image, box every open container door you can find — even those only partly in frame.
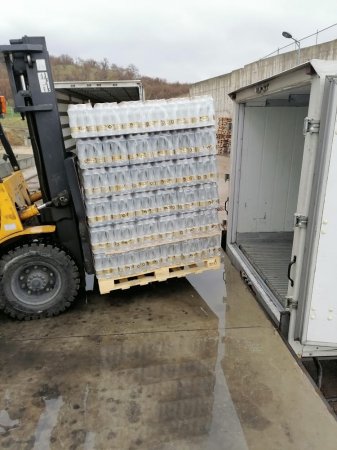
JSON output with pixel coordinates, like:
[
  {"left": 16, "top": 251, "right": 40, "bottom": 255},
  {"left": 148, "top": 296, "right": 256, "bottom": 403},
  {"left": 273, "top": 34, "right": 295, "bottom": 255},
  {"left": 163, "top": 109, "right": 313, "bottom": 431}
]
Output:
[
  {"left": 227, "top": 64, "right": 314, "bottom": 325},
  {"left": 295, "top": 76, "right": 337, "bottom": 350}
]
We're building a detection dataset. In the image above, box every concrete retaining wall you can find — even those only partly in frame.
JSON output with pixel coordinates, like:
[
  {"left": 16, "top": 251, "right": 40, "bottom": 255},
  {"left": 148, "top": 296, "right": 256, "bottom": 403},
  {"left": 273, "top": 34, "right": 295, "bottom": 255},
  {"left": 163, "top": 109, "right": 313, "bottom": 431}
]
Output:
[
  {"left": 0, "top": 154, "right": 34, "bottom": 178},
  {"left": 190, "top": 39, "right": 337, "bottom": 117}
]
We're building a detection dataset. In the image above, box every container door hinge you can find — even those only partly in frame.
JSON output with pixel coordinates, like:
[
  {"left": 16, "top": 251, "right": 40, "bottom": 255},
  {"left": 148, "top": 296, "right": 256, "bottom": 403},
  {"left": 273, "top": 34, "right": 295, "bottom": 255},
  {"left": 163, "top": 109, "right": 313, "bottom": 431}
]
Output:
[
  {"left": 303, "top": 117, "right": 320, "bottom": 135},
  {"left": 285, "top": 296, "right": 298, "bottom": 309},
  {"left": 294, "top": 214, "right": 308, "bottom": 228}
]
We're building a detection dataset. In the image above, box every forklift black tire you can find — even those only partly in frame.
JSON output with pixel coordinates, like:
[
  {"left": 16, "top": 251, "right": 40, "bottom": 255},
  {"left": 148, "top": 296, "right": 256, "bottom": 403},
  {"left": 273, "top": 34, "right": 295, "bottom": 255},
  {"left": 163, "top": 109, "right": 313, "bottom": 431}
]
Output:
[{"left": 0, "top": 243, "right": 80, "bottom": 320}]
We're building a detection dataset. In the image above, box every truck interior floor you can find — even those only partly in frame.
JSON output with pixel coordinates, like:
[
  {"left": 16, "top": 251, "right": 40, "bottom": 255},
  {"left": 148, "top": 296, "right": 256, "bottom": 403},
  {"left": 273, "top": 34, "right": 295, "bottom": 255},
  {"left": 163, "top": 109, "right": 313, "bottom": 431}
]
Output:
[{"left": 237, "top": 232, "right": 293, "bottom": 307}]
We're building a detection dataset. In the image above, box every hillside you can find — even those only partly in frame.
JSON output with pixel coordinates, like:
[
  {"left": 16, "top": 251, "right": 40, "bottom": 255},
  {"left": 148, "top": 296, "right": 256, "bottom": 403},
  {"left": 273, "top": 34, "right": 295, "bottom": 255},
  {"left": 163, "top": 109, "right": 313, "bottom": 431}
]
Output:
[{"left": 0, "top": 55, "right": 191, "bottom": 101}]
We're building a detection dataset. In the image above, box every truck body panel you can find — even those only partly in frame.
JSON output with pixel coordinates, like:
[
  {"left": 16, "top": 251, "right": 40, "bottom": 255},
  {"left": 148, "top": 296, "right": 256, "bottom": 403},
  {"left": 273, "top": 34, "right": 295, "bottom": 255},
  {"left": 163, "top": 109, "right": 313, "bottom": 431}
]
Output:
[{"left": 227, "top": 60, "right": 337, "bottom": 357}]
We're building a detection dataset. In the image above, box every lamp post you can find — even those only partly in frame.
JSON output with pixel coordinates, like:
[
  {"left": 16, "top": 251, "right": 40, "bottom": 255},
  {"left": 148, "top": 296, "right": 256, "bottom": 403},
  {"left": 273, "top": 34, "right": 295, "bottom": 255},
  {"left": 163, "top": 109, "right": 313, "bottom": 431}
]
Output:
[{"left": 282, "top": 31, "right": 301, "bottom": 65}]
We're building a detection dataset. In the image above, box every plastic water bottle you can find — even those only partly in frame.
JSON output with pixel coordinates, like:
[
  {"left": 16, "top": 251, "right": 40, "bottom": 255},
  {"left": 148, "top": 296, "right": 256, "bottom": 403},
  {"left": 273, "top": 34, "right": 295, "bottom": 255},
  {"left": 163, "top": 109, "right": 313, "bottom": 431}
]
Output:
[
  {"left": 165, "top": 98, "right": 177, "bottom": 129},
  {"left": 83, "top": 103, "right": 96, "bottom": 136},
  {"left": 136, "top": 219, "right": 146, "bottom": 241},
  {"left": 91, "top": 138, "right": 103, "bottom": 165},
  {"left": 209, "top": 155, "right": 217, "bottom": 180},
  {"left": 107, "top": 103, "right": 119, "bottom": 135},
  {"left": 119, "top": 102, "right": 130, "bottom": 133},
  {"left": 85, "top": 201, "right": 96, "bottom": 224},
  {"left": 193, "top": 129, "right": 202, "bottom": 156},
  {"left": 126, "top": 101, "right": 138, "bottom": 133},
  {"left": 157, "top": 99, "right": 168, "bottom": 131},
  {"left": 81, "top": 170, "right": 92, "bottom": 196},
  {"left": 176, "top": 187, "right": 186, "bottom": 210},
  {"left": 93, "top": 103, "right": 106, "bottom": 136},
  {"left": 115, "top": 166, "right": 130, "bottom": 193},
  {"left": 119, "top": 136, "right": 129, "bottom": 165},
  {"left": 185, "top": 187, "right": 197, "bottom": 208},
  {"left": 89, "top": 229, "right": 100, "bottom": 252},
  {"left": 106, "top": 168, "right": 116, "bottom": 193},
  {"left": 102, "top": 138, "right": 112, "bottom": 165},
  {"left": 205, "top": 127, "right": 217, "bottom": 155},
  {"left": 135, "top": 134, "right": 148, "bottom": 163},
  {"left": 76, "top": 104, "right": 89, "bottom": 138},
  {"left": 68, "top": 104, "right": 80, "bottom": 139},
  {"left": 101, "top": 170, "right": 110, "bottom": 195},
  {"left": 155, "top": 134, "right": 166, "bottom": 160},
  {"left": 94, "top": 257, "right": 103, "bottom": 277},
  {"left": 76, "top": 140, "right": 87, "bottom": 168},
  {"left": 189, "top": 97, "right": 200, "bottom": 127},
  {"left": 206, "top": 96, "right": 216, "bottom": 126},
  {"left": 175, "top": 98, "right": 185, "bottom": 129},
  {"left": 140, "top": 101, "right": 150, "bottom": 133},
  {"left": 102, "top": 227, "right": 110, "bottom": 251},
  {"left": 185, "top": 131, "right": 195, "bottom": 156},
  {"left": 127, "top": 135, "right": 137, "bottom": 163},
  {"left": 169, "top": 131, "right": 178, "bottom": 158},
  {"left": 184, "top": 158, "right": 193, "bottom": 183},
  {"left": 199, "top": 96, "right": 215, "bottom": 126},
  {"left": 149, "top": 100, "right": 158, "bottom": 132},
  {"left": 174, "top": 213, "right": 184, "bottom": 237},
  {"left": 182, "top": 98, "right": 190, "bottom": 127}
]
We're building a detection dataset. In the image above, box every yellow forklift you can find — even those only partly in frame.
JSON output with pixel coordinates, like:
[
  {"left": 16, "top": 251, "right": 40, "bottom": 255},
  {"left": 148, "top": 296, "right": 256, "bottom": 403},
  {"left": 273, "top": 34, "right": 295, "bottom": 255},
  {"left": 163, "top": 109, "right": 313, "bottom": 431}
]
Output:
[{"left": 0, "top": 36, "right": 97, "bottom": 319}]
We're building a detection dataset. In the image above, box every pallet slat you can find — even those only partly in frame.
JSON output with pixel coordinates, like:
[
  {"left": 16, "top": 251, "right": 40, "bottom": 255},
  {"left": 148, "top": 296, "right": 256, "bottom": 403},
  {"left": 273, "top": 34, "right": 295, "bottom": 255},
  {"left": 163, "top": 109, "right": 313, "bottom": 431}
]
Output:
[{"left": 98, "top": 256, "right": 221, "bottom": 294}]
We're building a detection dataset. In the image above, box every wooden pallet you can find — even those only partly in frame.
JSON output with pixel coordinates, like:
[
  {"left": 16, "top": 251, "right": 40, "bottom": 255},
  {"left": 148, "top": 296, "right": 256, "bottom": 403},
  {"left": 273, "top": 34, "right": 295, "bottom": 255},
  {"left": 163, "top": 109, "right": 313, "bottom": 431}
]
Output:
[
  {"left": 98, "top": 256, "right": 221, "bottom": 294},
  {"left": 217, "top": 117, "right": 232, "bottom": 154}
]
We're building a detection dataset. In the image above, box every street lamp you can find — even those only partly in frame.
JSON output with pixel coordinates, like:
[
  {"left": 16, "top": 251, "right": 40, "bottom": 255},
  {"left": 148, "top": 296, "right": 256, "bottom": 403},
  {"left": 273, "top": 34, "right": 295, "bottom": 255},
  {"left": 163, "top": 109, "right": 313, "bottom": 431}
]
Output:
[{"left": 282, "top": 31, "right": 301, "bottom": 65}]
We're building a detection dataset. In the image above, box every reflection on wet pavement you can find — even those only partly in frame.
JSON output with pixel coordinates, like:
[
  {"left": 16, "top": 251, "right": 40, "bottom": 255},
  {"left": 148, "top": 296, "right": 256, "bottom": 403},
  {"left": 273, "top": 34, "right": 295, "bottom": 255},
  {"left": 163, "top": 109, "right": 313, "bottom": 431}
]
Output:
[
  {"left": 0, "top": 256, "right": 247, "bottom": 450},
  {"left": 188, "top": 264, "right": 248, "bottom": 450},
  {"left": 1, "top": 254, "right": 337, "bottom": 449},
  {"left": 33, "top": 396, "right": 64, "bottom": 450},
  {"left": 0, "top": 409, "right": 20, "bottom": 435}
]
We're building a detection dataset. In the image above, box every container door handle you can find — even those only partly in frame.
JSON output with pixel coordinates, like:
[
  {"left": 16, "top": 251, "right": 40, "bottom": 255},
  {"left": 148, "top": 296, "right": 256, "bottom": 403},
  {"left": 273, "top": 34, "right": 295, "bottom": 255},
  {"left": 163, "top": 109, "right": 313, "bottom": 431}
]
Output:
[
  {"left": 287, "top": 255, "right": 297, "bottom": 287},
  {"left": 224, "top": 197, "right": 229, "bottom": 214}
]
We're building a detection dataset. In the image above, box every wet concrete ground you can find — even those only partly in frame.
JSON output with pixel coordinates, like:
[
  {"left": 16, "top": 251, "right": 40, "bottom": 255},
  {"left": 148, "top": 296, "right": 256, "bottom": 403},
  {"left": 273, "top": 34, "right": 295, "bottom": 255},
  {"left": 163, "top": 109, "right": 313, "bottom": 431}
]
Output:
[{"left": 1, "top": 254, "right": 337, "bottom": 449}]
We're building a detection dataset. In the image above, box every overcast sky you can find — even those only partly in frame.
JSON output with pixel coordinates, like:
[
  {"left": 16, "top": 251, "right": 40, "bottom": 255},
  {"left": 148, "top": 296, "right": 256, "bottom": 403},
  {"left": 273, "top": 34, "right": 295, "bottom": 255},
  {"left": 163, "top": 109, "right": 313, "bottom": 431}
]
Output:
[{"left": 1, "top": 0, "right": 336, "bottom": 83}]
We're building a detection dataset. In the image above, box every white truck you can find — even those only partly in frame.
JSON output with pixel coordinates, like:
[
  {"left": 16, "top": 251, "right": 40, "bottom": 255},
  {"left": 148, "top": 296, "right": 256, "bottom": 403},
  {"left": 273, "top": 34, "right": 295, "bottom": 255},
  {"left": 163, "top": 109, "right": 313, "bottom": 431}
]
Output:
[{"left": 227, "top": 60, "right": 337, "bottom": 358}]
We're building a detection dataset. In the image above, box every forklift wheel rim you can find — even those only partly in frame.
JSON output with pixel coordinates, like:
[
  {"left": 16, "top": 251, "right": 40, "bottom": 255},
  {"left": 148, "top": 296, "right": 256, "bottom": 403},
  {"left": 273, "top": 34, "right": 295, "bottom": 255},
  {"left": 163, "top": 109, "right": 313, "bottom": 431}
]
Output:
[{"left": 10, "top": 260, "right": 62, "bottom": 307}]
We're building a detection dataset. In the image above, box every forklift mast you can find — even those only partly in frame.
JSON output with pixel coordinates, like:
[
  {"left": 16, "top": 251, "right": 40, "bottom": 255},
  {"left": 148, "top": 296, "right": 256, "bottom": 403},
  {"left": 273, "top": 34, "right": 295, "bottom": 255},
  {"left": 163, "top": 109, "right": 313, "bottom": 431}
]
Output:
[{"left": 0, "top": 36, "right": 94, "bottom": 273}]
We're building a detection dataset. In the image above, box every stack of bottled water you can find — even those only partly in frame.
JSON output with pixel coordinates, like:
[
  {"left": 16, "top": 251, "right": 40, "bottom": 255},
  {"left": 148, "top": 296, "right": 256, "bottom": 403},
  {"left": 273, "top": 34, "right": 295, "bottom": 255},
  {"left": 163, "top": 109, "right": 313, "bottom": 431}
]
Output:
[
  {"left": 69, "top": 96, "right": 221, "bottom": 282},
  {"left": 68, "top": 96, "right": 215, "bottom": 138},
  {"left": 76, "top": 128, "right": 216, "bottom": 169}
]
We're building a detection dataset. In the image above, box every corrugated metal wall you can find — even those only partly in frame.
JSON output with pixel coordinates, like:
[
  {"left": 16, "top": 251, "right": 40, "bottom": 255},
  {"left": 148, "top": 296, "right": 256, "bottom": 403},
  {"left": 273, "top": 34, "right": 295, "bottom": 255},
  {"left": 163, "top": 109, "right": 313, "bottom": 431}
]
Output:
[
  {"left": 237, "top": 106, "right": 307, "bottom": 233},
  {"left": 190, "top": 39, "right": 337, "bottom": 118}
]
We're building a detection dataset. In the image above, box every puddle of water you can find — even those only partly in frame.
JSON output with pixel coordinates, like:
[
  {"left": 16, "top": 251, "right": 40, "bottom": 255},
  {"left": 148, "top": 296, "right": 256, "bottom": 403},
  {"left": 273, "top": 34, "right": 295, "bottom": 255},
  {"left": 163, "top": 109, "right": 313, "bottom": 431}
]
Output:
[
  {"left": 0, "top": 410, "right": 19, "bottom": 434},
  {"left": 187, "top": 256, "right": 249, "bottom": 450},
  {"left": 84, "top": 431, "right": 96, "bottom": 450},
  {"left": 0, "top": 252, "right": 251, "bottom": 449},
  {"left": 33, "top": 396, "right": 63, "bottom": 450},
  {"left": 187, "top": 261, "right": 227, "bottom": 328}
]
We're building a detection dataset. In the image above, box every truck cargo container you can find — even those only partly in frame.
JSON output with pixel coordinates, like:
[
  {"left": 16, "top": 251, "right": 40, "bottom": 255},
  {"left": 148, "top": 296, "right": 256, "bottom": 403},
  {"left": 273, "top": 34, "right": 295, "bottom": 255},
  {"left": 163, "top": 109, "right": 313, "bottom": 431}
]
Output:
[{"left": 227, "top": 60, "right": 337, "bottom": 357}]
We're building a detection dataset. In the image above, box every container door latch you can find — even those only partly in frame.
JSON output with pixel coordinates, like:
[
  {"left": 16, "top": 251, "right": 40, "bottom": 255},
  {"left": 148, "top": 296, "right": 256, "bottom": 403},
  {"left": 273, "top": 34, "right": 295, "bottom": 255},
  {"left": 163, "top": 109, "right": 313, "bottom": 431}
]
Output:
[
  {"left": 303, "top": 117, "right": 320, "bottom": 135},
  {"left": 294, "top": 214, "right": 308, "bottom": 228}
]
